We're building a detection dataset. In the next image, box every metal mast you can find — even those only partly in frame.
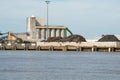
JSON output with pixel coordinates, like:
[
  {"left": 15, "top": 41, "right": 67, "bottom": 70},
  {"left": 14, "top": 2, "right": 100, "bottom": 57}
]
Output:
[{"left": 45, "top": 0, "right": 50, "bottom": 40}]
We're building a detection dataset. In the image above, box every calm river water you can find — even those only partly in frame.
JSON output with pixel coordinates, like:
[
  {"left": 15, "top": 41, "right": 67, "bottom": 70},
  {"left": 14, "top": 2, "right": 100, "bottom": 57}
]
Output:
[{"left": 0, "top": 51, "right": 120, "bottom": 80}]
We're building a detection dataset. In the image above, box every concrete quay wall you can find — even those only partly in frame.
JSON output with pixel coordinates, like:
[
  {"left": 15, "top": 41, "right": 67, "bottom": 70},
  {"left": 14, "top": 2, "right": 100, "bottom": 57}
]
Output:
[
  {"left": 36, "top": 42, "right": 120, "bottom": 52},
  {"left": 1, "top": 42, "right": 120, "bottom": 52},
  {"left": 37, "top": 42, "right": 118, "bottom": 48}
]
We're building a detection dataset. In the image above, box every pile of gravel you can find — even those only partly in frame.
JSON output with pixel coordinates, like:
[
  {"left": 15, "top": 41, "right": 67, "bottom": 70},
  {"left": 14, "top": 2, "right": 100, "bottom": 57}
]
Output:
[
  {"left": 46, "top": 37, "right": 63, "bottom": 42},
  {"left": 43, "top": 35, "right": 86, "bottom": 42},
  {"left": 62, "top": 35, "right": 86, "bottom": 42},
  {"left": 98, "top": 35, "right": 119, "bottom": 42}
]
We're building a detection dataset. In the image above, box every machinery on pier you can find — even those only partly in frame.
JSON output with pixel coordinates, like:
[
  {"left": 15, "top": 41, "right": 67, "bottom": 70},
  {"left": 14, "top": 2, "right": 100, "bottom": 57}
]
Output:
[{"left": 0, "top": 31, "right": 23, "bottom": 43}]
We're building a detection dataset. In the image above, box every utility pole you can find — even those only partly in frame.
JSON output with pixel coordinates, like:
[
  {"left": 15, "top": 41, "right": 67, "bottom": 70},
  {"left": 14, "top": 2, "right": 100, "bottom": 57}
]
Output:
[{"left": 45, "top": 0, "right": 50, "bottom": 40}]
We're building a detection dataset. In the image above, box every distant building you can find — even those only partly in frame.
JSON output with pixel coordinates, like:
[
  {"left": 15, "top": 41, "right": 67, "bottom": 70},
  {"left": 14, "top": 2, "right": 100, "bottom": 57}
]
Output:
[
  {"left": 14, "top": 33, "right": 27, "bottom": 41},
  {"left": 26, "top": 16, "right": 69, "bottom": 41}
]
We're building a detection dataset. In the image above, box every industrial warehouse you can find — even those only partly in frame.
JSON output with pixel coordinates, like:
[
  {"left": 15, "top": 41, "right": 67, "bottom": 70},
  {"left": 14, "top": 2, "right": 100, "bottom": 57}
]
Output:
[{"left": 1, "top": 16, "right": 120, "bottom": 52}]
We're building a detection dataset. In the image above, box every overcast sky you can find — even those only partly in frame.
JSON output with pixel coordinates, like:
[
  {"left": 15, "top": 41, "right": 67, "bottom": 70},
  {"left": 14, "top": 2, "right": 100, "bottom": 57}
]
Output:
[{"left": 0, "top": 0, "right": 120, "bottom": 39}]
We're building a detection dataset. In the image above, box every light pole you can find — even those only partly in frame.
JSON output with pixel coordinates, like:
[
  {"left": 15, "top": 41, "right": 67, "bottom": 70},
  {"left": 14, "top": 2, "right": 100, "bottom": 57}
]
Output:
[{"left": 45, "top": 0, "right": 50, "bottom": 40}]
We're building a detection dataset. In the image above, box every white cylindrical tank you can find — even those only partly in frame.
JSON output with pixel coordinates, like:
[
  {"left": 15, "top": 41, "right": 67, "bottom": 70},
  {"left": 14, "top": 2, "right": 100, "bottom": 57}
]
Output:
[
  {"left": 61, "top": 29, "right": 65, "bottom": 37},
  {"left": 56, "top": 29, "right": 60, "bottom": 37},
  {"left": 36, "top": 29, "right": 39, "bottom": 39},
  {"left": 41, "top": 29, "right": 46, "bottom": 40},
  {"left": 51, "top": 29, "right": 55, "bottom": 37},
  {"left": 46, "top": 28, "right": 51, "bottom": 37},
  {"left": 59, "top": 29, "right": 62, "bottom": 37},
  {"left": 38, "top": 29, "right": 41, "bottom": 39},
  {"left": 47, "top": 29, "right": 51, "bottom": 38}
]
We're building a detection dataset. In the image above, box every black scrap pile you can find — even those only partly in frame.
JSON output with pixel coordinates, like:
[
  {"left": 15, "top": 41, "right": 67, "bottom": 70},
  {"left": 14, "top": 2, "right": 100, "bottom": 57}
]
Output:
[
  {"left": 0, "top": 38, "right": 3, "bottom": 43},
  {"left": 0, "top": 37, "right": 6, "bottom": 43},
  {"left": 65, "top": 35, "right": 86, "bottom": 42},
  {"left": 46, "top": 37, "right": 63, "bottom": 42},
  {"left": 98, "top": 35, "right": 119, "bottom": 42},
  {"left": 43, "top": 35, "right": 86, "bottom": 42}
]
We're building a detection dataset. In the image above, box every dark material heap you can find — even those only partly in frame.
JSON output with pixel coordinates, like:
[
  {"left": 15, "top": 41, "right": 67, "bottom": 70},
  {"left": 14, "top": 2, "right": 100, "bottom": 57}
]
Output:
[
  {"left": 98, "top": 35, "right": 119, "bottom": 42},
  {"left": 44, "top": 35, "right": 86, "bottom": 42},
  {"left": 0, "top": 37, "right": 6, "bottom": 43},
  {"left": 0, "top": 38, "right": 4, "bottom": 43},
  {"left": 46, "top": 37, "right": 63, "bottom": 42}
]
